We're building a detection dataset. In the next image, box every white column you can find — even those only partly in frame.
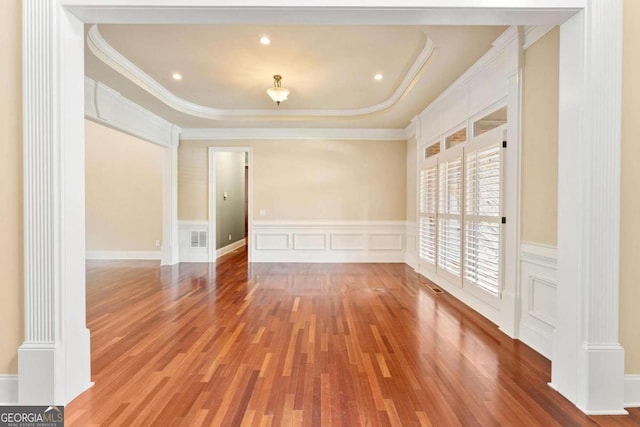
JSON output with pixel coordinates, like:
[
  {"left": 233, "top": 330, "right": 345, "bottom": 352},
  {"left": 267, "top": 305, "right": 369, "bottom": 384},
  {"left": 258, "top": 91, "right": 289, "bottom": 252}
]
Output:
[
  {"left": 19, "top": 1, "right": 91, "bottom": 405},
  {"left": 554, "top": 0, "right": 625, "bottom": 414},
  {"left": 161, "top": 125, "right": 180, "bottom": 265}
]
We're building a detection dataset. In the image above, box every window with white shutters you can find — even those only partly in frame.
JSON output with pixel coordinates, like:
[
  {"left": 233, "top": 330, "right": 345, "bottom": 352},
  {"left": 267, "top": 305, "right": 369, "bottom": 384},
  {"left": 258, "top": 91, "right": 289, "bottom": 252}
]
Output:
[
  {"left": 416, "top": 107, "right": 506, "bottom": 303},
  {"left": 437, "top": 153, "right": 463, "bottom": 279}
]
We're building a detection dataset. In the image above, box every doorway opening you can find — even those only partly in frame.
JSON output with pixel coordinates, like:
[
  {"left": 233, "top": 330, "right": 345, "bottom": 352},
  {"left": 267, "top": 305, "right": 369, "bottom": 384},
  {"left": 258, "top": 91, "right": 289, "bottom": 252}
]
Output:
[{"left": 207, "top": 147, "right": 253, "bottom": 262}]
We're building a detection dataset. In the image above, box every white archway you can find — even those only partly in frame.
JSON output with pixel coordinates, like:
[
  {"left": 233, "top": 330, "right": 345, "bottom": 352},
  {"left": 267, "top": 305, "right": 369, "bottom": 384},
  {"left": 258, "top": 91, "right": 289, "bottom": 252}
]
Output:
[{"left": 20, "top": 0, "right": 624, "bottom": 414}]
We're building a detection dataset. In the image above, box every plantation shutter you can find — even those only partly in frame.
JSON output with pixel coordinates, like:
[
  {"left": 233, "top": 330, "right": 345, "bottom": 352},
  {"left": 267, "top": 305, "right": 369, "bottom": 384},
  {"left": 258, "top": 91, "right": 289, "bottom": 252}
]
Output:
[
  {"left": 464, "top": 129, "right": 503, "bottom": 295},
  {"left": 419, "top": 165, "right": 437, "bottom": 264}
]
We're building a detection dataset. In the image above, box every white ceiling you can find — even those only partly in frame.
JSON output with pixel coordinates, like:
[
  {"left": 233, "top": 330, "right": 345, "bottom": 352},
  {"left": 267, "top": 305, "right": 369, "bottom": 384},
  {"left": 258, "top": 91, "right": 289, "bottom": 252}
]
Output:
[{"left": 84, "top": 24, "right": 507, "bottom": 129}]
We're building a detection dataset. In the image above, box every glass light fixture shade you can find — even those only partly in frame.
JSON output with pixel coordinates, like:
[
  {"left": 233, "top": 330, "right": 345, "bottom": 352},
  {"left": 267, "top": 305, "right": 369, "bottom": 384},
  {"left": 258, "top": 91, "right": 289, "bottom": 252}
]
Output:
[{"left": 266, "top": 86, "right": 290, "bottom": 105}]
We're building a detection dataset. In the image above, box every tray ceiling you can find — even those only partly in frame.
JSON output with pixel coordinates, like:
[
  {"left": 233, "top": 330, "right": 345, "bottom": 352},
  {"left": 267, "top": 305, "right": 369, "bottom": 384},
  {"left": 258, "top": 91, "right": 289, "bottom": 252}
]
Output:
[{"left": 85, "top": 24, "right": 507, "bottom": 129}]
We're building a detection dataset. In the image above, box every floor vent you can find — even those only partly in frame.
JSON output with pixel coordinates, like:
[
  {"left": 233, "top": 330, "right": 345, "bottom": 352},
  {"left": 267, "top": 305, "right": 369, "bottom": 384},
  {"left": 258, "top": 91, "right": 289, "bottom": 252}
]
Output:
[{"left": 430, "top": 286, "right": 444, "bottom": 294}]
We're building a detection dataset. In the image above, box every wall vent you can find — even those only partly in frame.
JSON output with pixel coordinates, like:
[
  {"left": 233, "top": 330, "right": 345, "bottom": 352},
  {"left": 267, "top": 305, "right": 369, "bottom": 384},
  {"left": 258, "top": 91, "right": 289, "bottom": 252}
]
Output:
[{"left": 190, "top": 231, "right": 207, "bottom": 248}]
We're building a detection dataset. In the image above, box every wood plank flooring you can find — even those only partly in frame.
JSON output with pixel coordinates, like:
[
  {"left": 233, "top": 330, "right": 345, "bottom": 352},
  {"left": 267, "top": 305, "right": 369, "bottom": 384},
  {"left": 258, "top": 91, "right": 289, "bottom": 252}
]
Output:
[{"left": 66, "top": 249, "right": 640, "bottom": 426}]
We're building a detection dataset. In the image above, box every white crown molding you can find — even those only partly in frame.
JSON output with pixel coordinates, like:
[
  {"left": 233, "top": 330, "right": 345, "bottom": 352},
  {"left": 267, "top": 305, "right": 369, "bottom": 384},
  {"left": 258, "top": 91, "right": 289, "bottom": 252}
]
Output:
[
  {"left": 85, "top": 77, "right": 179, "bottom": 147},
  {"left": 523, "top": 25, "right": 555, "bottom": 49},
  {"left": 180, "top": 127, "right": 406, "bottom": 141},
  {"left": 86, "top": 24, "right": 435, "bottom": 120},
  {"left": 415, "top": 26, "right": 519, "bottom": 129},
  {"left": 405, "top": 118, "right": 417, "bottom": 140}
]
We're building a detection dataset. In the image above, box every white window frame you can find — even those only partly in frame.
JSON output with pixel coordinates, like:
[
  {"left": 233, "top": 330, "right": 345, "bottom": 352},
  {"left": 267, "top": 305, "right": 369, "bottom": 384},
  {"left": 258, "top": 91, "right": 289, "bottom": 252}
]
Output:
[{"left": 417, "top": 102, "right": 510, "bottom": 313}]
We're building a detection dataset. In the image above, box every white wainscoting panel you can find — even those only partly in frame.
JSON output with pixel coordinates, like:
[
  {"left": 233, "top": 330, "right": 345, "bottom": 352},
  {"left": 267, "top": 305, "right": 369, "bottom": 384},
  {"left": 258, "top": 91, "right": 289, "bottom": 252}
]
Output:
[
  {"left": 253, "top": 221, "right": 406, "bottom": 263},
  {"left": 331, "top": 233, "right": 366, "bottom": 251},
  {"left": 0, "top": 375, "right": 18, "bottom": 404},
  {"left": 256, "top": 233, "right": 290, "bottom": 251},
  {"left": 178, "top": 220, "right": 208, "bottom": 262},
  {"left": 519, "top": 241, "right": 557, "bottom": 359},
  {"left": 369, "top": 233, "right": 403, "bottom": 251},
  {"left": 293, "top": 234, "right": 327, "bottom": 250}
]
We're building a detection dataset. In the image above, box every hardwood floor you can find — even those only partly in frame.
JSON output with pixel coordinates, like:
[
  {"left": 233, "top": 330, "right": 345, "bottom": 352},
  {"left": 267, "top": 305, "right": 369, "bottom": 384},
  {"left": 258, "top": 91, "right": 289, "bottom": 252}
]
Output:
[{"left": 66, "top": 249, "right": 640, "bottom": 426}]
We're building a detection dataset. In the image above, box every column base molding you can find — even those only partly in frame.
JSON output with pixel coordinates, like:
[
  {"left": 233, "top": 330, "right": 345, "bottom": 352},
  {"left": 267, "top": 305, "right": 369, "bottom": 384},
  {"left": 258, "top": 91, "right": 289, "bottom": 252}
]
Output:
[
  {"left": 576, "top": 343, "right": 626, "bottom": 415},
  {"left": 18, "top": 329, "right": 92, "bottom": 405}
]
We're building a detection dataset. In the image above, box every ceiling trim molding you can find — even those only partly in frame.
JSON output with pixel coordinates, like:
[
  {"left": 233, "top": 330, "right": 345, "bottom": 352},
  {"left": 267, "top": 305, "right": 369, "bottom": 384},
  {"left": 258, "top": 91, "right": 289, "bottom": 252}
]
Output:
[
  {"left": 64, "top": 2, "right": 581, "bottom": 26},
  {"left": 414, "top": 26, "right": 519, "bottom": 125},
  {"left": 405, "top": 118, "right": 417, "bottom": 140},
  {"left": 86, "top": 24, "right": 435, "bottom": 120},
  {"left": 180, "top": 127, "right": 406, "bottom": 141},
  {"left": 85, "top": 77, "right": 180, "bottom": 147},
  {"left": 523, "top": 25, "right": 556, "bottom": 49}
]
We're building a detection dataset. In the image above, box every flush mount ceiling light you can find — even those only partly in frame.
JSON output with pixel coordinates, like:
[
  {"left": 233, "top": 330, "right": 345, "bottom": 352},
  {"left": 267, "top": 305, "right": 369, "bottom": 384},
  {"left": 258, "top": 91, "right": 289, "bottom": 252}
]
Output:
[
  {"left": 172, "top": 72, "right": 182, "bottom": 80},
  {"left": 260, "top": 36, "right": 271, "bottom": 45},
  {"left": 266, "top": 74, "right": 290, "bottom": 106},
  {"left": 374, "top": 73, "right": 383, "bottom": 81}
]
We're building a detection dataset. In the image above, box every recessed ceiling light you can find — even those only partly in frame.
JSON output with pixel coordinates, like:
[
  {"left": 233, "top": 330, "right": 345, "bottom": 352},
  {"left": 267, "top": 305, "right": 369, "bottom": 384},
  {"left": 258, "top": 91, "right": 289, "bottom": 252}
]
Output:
[
  {"left": 374, "top": 73, "right": 383, "bottom": 81},
  {"left": 172, "top": 73, "right": 182, "bottom": 80},
  {"left": 260, "top": 36, "right": 271, "bottom": 45}
]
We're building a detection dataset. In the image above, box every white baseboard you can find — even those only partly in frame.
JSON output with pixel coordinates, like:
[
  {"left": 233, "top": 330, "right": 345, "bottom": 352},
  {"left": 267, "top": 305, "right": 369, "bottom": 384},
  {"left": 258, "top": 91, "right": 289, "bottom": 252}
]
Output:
[
  {"left": 252, "top": 220, "right": 407, "bottom": 263},
  {"left": 417, "top": 264, "right": 500, "bottom": 326},
  {"left": 0, "top": 375, "right": 18, "bottom": 404},
  {"left": 217, "top": 238, "right": 246, "bottom": 258},
  {"left": 405, "top": 252, "right": 419, "bottom": 271},
  {"left": 519, "top": 322, "right": 552, "bottom": 359},
  {"left": 86, "top": 251, "right": 161, "bottom": 260},
  {"left": 625, "top": 375, "right": 640, "bottom": 408}
]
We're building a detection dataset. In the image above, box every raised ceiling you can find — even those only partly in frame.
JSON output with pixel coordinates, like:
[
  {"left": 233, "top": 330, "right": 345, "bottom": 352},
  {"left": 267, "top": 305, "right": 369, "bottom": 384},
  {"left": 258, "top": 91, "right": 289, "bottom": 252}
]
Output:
[{"left": 85, "top": 24, "right": 507, "bottom": 129}]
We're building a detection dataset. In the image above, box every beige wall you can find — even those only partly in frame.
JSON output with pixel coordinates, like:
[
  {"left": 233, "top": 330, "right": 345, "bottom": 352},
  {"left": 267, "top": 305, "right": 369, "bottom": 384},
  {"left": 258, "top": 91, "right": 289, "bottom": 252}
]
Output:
[
  {"left": 620, "top": 0, "right": 640, "bottom": 375},
  {"left": 0, "top": 0, "right": 22, "bottom": 375},
  {"left": 406, "top": 137, "right": 417, "bottom": 222},
  {"left": 179, "top": 140, "right": 406, "bottom": 221},
  {"left": 85, "top": 120, "right": 163, "bottom": 252},
  {"left": 520, "top": 27, "right": 560, "bottom": 246}
]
